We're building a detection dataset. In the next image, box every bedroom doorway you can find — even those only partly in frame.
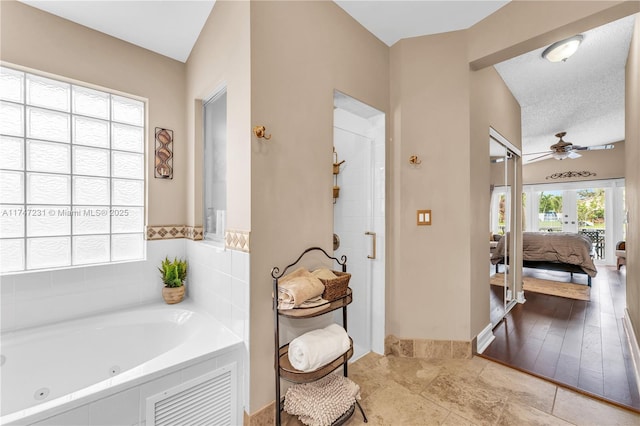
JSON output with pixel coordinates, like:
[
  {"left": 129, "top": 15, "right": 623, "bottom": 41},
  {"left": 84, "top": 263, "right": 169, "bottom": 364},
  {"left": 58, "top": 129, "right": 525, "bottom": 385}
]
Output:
[{"left": 332, "top": 91, "right": 385, "bottom": 360}]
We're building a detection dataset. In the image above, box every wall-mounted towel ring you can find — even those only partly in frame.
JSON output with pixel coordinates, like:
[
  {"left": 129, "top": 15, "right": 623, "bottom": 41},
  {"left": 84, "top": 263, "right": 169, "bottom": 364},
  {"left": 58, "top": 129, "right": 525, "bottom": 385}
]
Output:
[
  {"left": 409, "top": 155, "right": 422, "bottom": 165},
  {"left": 253, "top": 125, "right": 272, "bottom": 140}
]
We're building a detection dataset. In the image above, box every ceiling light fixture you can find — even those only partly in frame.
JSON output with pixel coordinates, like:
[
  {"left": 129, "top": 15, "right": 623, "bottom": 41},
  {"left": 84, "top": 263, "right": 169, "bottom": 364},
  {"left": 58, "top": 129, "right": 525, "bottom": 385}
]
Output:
[
  {"left": 552, "top": 151, "right": 569, "bottom": 160},
  {"left": 542, "top": 35, "right": 583, "bottom": 62}
]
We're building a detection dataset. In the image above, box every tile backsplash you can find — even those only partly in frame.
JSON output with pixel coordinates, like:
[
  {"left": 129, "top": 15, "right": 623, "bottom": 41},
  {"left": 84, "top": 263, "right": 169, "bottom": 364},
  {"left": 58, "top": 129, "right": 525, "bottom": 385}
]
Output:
[
  {"left": 185, "top": 240, "right": 249, "bottom": 341},
  {"left": 1, "top": 238, "right": 250, "bottom": 336},
  {"left": 185, "top": 239, "right": 251, "bottom": 411},
  {"left": 0, "top": 239, "right": 186, "bottom": 332}
]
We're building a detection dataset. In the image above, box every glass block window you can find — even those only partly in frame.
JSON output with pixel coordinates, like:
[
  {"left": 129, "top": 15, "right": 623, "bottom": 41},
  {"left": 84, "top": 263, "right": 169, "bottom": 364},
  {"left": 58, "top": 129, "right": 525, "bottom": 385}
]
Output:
[{"left": 0, "top": 66, "right": 145, "bottom": 273}]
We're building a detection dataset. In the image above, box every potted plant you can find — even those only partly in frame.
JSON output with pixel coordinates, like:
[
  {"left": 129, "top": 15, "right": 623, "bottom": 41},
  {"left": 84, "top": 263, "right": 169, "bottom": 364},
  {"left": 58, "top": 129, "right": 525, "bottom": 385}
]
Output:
[{"left": 159, "top": 257, "right": 187, "bottom": 304}]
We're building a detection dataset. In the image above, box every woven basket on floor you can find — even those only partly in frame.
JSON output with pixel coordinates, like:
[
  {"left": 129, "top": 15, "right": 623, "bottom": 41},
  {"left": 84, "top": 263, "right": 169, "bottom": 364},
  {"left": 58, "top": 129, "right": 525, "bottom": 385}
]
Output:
[{"left": 318, "top": 271, "right": 351, "bottom": 301}]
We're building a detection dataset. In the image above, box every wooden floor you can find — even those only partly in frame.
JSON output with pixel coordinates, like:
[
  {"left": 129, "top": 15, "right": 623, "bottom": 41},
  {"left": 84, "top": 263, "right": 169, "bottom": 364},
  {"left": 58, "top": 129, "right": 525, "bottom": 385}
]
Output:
[{"left": 483, "top": 266, "right": 640, "bottom": 411}]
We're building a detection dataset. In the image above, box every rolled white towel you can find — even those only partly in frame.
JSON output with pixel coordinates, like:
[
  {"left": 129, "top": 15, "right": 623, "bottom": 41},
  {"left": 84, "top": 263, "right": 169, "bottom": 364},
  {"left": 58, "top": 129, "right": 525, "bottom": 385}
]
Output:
[{"left": 288, "top": 324, "right": 350, "bottom": 372}]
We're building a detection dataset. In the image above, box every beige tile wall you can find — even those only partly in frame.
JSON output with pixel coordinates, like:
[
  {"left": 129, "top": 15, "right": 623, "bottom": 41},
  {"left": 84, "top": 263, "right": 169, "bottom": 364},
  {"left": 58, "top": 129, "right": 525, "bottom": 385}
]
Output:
[{"left": 385, "top": 335, "right": 472, "bottom": 359}]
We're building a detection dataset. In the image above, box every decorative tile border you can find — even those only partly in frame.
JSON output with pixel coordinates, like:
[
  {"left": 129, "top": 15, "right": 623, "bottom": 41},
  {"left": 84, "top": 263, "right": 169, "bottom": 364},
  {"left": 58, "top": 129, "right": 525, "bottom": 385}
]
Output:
[
  {"left": 146, "top": 225, "right": 186, "bottom": 240},
  {"left": 146, "top": 225, "right": 203, "bottom": 241},
  {"left": 385, "top": 335, "right": 472, "bottom": 359},
  {"left": 184, "top": 225, "right": 203, "bottom": 241},
  {"left": 225, "top": 229, "right": 250, "bottom": 252},
  {"left": 147, "top": 226, "right": 247, "bottom": 246}
]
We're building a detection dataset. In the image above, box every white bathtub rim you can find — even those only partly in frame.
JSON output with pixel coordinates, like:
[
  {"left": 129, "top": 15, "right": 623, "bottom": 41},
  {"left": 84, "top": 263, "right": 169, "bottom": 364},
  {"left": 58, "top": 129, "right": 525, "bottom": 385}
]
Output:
[
  {"left": 1, "top": 300, "right": 242, "bottom": 426},
  {"left": 1, "top": 296, "right": 197, "bottom": 336}
]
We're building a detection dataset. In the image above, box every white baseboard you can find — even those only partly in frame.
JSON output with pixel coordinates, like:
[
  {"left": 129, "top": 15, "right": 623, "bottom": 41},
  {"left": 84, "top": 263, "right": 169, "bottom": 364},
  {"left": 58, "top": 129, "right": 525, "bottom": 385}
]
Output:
[
  {"left": 476, "top": 323, "right": 495, "bottom": 354},
  {"left": 623, "top": 309, "right": 640, "bottom": 397}
]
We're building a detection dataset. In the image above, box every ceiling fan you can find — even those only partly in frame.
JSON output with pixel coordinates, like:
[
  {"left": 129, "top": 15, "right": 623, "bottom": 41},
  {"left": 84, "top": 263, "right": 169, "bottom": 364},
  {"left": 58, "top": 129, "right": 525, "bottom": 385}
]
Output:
[{"left": 524, "top": 132, "right": 615, "bottom": 161}]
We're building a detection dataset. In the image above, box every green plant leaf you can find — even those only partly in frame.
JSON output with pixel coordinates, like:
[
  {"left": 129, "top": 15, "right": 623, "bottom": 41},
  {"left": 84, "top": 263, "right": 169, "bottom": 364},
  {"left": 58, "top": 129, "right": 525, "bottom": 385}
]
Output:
[{"left": 159, "top": 256, "right": 187, "bottom": 287}]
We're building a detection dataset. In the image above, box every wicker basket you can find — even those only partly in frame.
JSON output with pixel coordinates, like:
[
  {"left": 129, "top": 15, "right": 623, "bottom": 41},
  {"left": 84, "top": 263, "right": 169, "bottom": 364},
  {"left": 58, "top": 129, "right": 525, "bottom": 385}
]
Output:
[
  {"left": 162, "top": 285, "right": 185, "bottom": 304},
  {"left": 318, "top": 271, "right": 351, "bottom": 301}
]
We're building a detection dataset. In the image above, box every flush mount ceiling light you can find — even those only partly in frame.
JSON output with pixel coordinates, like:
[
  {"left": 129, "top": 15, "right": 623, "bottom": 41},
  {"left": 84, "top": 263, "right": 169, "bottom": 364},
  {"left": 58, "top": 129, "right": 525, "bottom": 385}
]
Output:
[{"left": 542, "top": 35, "right": 584, "bottom": 62}]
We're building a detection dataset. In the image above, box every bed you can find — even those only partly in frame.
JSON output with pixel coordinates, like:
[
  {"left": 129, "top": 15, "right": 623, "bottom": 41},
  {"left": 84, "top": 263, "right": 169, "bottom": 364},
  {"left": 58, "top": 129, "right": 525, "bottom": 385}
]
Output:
[{"left": 491, "top": 232, "right": 597, "bottom": 286}]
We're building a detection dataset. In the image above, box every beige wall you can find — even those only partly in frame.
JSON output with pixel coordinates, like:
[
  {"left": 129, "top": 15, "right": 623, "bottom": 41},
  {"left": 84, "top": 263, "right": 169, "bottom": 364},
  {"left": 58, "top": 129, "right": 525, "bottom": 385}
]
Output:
[
  {"left": 387, "top": 31, "right": 521, "bottom": 346},
  {"left": 625, "top": 15, "right": 640, "bottom": 342},
  {"left": 184, "top": 0, "right": 251, "bottom": 230},
  {"left": 469, "top": 67, "right": 522, "bottom": 338},
  {"left": 0, "top": 0, "right": 187, "bottom": 227},
  {"left": 523, "top": 141, "right": 626, "bottom": 185},
  {"left": 248, "top": 1, "right": 389, "bottom": 412},
  {"left": 385, "top": 1, "right": 638, "bottom": 345},
  {"left": 389, "top": 31, "right": 473, "bottom": 340}
]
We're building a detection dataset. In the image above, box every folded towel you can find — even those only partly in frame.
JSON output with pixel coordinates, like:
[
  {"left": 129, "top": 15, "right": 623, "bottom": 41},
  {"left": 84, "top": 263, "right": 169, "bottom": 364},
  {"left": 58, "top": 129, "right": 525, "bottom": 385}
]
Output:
[
  {"left": 284, "top": 373, "right": 360, "bottom": 426},
  {"left": 288, "top": 323, "right": 350, "bottom": 372},
  {"left": 311, "top": 268, "right": 338, "bottom": 281},
  {"left": 278, "top": 267, "right": 325, "bottom": 310},
  {"left": 296, "top": 295, "right": 329, "bottom": 309}
]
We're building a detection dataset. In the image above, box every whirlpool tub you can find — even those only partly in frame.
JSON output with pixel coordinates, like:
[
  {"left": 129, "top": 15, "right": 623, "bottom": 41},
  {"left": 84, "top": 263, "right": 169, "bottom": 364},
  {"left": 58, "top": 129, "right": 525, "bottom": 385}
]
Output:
[{"left": 1, "top": 301, "right": 243, "bottom": 425}]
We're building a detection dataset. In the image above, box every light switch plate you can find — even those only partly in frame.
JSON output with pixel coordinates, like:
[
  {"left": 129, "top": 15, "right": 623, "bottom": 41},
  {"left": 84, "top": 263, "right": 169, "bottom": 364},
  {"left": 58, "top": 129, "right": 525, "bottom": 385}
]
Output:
[{"left": 417, "top": 209, "right": 431, "bottom": 226}]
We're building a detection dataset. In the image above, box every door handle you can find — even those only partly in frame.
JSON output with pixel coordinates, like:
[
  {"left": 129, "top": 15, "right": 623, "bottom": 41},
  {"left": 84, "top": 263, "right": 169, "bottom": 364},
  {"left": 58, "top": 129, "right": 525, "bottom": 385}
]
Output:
[{"left": 365, "top": 231, "right": 376, "bottom": 259}]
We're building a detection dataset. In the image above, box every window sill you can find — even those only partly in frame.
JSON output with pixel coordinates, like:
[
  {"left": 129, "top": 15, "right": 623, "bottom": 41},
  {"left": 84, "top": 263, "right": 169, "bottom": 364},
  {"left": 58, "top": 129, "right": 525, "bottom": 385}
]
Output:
[
  {"left": 200, "top": 238, "right": 226, "bottom": 251},
  {"left": 0, "top": 258, "right": 146, "bottom": 276}
]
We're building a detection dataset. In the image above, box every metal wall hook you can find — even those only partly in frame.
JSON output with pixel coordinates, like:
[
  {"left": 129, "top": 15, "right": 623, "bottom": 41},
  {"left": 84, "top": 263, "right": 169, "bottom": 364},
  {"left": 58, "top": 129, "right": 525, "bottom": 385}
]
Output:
[
  {"left": 409, "top": 155, "right": 422, "bottom": 165},
  {"left": 253, "top": 125, "right": 271, "bottom": 140}
]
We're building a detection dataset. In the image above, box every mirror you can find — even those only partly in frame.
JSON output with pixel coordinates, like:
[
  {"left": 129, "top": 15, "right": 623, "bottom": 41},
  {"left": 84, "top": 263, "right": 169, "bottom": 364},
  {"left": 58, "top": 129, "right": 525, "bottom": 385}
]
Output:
[{"left": 489, "top": 132, "right": 519, "bottom": 325}]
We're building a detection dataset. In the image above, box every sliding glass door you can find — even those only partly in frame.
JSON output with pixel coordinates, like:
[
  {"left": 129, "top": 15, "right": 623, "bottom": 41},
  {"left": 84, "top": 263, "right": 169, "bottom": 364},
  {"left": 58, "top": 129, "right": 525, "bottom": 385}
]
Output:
[{"left": 524, "top": 179, "right": 624, "bottom": 264}]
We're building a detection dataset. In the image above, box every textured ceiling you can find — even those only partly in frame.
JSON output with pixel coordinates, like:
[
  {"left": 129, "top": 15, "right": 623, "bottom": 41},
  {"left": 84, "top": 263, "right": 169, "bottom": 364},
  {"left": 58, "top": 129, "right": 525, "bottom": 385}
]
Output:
[{"left": 494, "top": 15, "right": 635, "bottom": 162}]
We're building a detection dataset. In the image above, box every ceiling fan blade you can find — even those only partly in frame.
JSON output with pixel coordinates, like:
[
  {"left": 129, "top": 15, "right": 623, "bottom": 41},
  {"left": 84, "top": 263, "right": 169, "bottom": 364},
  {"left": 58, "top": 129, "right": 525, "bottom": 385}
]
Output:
[
  {"left": 584, "top": 144, "right": 615, "bottom": 151},
  {"left": 523, "top": 150, "right": 553, "bottom": 156},
  {"left": 567, "top": 151, "right": 582, "bottom": 159},
  {"left": 528, "top": 153, "right": 552, "bottom": 162}
]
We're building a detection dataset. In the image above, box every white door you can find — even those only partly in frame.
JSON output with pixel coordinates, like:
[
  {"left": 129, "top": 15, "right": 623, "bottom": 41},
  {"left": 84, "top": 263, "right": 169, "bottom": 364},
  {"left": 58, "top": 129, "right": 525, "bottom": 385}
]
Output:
[
  {"left": 561, "top": 190, "right": 578, "bottom": 233},
  {"left": 333, "top": 92, "right": 385, "bottom": 359}
]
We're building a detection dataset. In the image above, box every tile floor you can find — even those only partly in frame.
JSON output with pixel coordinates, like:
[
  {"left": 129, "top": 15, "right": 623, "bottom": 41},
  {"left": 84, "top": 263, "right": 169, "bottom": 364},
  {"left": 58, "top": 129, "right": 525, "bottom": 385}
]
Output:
[{"left": 281, "top": 352, "right": 640, "bottom": 425}]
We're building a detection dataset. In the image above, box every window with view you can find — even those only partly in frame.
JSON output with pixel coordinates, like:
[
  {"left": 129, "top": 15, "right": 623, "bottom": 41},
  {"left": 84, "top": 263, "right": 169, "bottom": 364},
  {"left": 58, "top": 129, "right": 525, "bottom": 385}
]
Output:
[{"left": 0, "top": 66, "right": 146, "bottom": 273}]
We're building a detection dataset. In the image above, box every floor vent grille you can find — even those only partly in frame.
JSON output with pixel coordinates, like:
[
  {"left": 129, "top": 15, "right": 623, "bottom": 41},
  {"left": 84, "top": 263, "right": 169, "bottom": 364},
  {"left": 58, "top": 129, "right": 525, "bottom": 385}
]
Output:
[{"left": 147, "top": 364, "right": 236, "bottom": 426}]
